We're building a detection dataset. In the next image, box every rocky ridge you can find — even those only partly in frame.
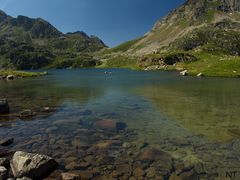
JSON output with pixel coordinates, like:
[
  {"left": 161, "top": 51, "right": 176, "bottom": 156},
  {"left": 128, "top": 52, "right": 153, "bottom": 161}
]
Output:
[{"left": 0, "top": 10, "right": 107, "bottom": 70}]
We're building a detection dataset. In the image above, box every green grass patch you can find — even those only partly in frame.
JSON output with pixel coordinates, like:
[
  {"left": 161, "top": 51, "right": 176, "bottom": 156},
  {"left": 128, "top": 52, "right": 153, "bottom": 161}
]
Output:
[
  {"left": 199, "top": 9, "right": 216, "bottom": 23},
  {"left": 178, "top": 19, "right": 189, "bottom": 28},
  {"left": 176, "top": 53, "right": 240, "bottom": 77},
  {"left": 101, "top": 38, "right": 142, "bottom": 54},
  {"left": 0, "top": 70, "right": 46, "bottom": 77}
]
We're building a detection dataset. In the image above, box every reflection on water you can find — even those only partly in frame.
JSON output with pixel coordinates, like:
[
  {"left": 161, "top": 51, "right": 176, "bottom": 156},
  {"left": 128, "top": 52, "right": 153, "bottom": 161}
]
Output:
[
  {"left": 0, "top": 69, "right": 240, "bottom": 178},
  {"left": 134, "top": 78, "right": 240, "bottom": 142}
]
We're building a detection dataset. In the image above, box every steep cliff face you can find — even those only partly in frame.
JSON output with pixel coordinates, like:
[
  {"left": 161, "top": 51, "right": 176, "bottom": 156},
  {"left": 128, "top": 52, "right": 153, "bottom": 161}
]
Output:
[{"left": 128, "top": 0, "right": 240, "bottom": 55}]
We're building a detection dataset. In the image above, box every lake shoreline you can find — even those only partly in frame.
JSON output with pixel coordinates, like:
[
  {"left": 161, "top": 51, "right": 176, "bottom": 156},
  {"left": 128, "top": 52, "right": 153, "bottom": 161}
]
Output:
[
  {"left": 0, "top": 70, "right": 48, "bottom": 80},
  {"left": 1, "top": 68, "right": 240, "bottom": 179},
  {"left": 1, "top": 67, "right": 239, "bottom": 79}
]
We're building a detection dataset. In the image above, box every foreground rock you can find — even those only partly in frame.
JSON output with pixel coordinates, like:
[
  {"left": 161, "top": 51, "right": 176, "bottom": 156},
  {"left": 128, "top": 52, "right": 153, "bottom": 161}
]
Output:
[
  {"left": 6, "top": 75, "right": 15, "bottom": 80},
  {"left": 0, "top": 99, "right": 9, "bottom": 114},
  {"left": 10, "top": 151, "right": 58, "bottom": 179},
  {"left": 0, "top": 166, "right": 7, "bottom": 179},
  {"left": 180, "top": 70, "right": 188, "bottom": 76}
]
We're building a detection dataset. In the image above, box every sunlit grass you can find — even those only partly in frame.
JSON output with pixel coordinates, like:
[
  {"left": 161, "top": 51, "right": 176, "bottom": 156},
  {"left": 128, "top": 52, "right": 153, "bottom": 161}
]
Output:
[
  {"left": 176, "top": 53, "right": 240, "bottom": 77},
  {"left": 0, "top": 70, "right": 47, "bottom": 77}
]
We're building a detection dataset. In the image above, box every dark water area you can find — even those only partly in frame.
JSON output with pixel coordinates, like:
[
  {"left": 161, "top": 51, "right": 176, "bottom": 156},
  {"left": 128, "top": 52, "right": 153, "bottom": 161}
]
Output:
[{"left": 0, "top": 69, "right": 240, "bottom": 179}]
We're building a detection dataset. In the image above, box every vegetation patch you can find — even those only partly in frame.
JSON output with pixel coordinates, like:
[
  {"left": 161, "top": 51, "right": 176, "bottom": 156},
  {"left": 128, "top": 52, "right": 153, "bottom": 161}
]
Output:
[
  {"left": 98, "top": 55, "right": 140, "bottom": 70},
  {"left": 101, "top": 38, "right": 142, "bottom": 54},
  {"left": 139, "top": 51, "right": 197, "bottom": 67},
  {"left": 176, "top": 52, "right": 240, "bottom": 77},
  {"left": 0, "top": 70, "right": 46, "bottom": 78},
  {"left": 48, "top": 53, "right": 100, "bottom": 69}
]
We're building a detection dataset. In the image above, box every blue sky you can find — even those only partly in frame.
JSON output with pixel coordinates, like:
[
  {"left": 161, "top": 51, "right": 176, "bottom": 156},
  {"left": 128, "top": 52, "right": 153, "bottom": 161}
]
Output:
[{"left": 0, "top": 0, "right": 185, "bottom": 47}]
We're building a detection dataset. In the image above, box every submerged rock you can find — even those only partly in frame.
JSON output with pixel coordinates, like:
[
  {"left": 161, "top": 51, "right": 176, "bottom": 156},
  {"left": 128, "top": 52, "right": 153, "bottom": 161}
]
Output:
[
  {"left": 60, "top": 172, "right": 81, "bottom": 180},
  {"left": 10, "top": 151, "right": 58, "bottom": 179},
  {"left": 136, "top": 148, "right": 173, "bottom": 176},
  {"left": 0, "top": 138, "right": 14, "bottom": 146},
  {"left": 0, "top": 99, "right": 9, "bottom": 114},
  {"left": 16, "top": 177, "right": 32, "bottom": 180},
  {"left": 93, "top": 119, "right": 127, "bottom": 131},
  {"left": 19, "top": 110, "right": 36, "bottom": 119},
  {"left": 133, "top": 167, "right": 145, "bottom": 177}
]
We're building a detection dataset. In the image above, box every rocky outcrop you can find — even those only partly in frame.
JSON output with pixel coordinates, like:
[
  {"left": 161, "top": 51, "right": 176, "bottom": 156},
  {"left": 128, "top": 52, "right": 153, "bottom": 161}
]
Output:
[
  {"left": 10, "top": 151, "right": 58, "bottom": 179},
  {"left": 139, "top": 53, "right": 197, "bottom": 68},
  {"left": 0, "top": 99, "right": 9, "bottom": 114}
]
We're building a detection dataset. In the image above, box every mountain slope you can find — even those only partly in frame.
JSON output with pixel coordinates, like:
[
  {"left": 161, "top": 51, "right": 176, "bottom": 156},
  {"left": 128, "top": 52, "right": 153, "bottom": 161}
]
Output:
[
  {"left": 100, "top": 0, "right": 240, "bottom": 77},
  {"left": 130, "top": 0, "right": 240, "bottom": 55},
  {"left": 0, "top": 10, "right": 107, "bottom": 69}
]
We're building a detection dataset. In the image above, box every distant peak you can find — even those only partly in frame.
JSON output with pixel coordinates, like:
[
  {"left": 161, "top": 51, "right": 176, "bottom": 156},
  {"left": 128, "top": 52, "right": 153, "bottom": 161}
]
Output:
[
  {"left": 0, "top": 9, "right": 8, "bottom": 21},
  {"left": 184, "top": 0, "right": 240, "bottom": 11},
  {"left": 0, "top": 9, "right": 7, "bottom": 16},
  {"left": 66, "top": 31, "right": 88, "bottom": 37}
]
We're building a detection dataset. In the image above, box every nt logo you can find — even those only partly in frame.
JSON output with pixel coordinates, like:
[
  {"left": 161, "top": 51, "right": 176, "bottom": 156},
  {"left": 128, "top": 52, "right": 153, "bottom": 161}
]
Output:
[{"left": 225, "top": 171, "right": 240, "bottom": 179}]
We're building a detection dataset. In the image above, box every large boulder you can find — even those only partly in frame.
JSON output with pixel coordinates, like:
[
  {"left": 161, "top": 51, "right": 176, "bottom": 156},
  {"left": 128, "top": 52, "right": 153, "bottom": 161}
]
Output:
[
  {"left": 10, "top": 151, "right": 58, "bottom": 179},
  {"left": 0, "top": 99, "right": 9, "bottom": 114}
]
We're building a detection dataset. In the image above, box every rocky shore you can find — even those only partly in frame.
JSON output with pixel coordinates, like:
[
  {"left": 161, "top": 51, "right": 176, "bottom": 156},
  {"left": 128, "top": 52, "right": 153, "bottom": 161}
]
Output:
[{"left": 0, "top": 122, "right": 200, "bottom": 180}]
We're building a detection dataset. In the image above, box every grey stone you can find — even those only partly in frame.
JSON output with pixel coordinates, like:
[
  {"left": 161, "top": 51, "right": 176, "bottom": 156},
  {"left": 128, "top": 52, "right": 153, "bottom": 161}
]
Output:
[
  {"left": 180, "top": 70, "right": 188, "bottom": 76},
  {"left": 10, "top": 151, "right": 58, "bottom": 179}
]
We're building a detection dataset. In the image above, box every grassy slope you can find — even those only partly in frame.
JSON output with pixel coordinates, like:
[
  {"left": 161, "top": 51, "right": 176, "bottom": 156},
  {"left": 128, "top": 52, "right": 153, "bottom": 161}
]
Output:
[
  {"left": 98, "top": 55, "right": 140, "bottom": 70},
  {"left": 101, "top": 38, "right": 141, "bottom": 54},
  {"left": 0, "top": 70, "right": 46, "bottom": 77},
  {"left": 176, "top": 53, "right": 240, "bottom": 77},
  {"left": 99, "top": 50, "right": 240, "bottom": 77}
]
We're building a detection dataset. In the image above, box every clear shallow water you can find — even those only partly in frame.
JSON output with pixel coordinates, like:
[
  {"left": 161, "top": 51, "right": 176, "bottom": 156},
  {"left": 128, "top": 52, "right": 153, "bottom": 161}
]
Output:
[{"left": 0, "top": 69, "right": 240, "bottom": 178}]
